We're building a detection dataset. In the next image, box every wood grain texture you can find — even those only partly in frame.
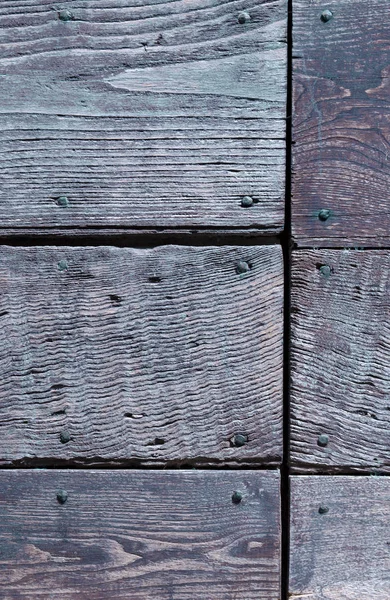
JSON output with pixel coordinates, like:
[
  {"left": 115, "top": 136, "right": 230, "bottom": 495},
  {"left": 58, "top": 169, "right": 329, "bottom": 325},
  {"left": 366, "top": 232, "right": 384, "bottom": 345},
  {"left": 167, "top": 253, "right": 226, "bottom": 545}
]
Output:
[
  {"left": 0, "top": 469, "right": 281, "bottom": 599},
  {"left": 0, "top": 244, "right": 283, "bottom": 466},
  {"left": 290, "top": 476, "right": 390, "bottom": 600},
  {"left": 0, "top": 0, "right": 286, "bottom": 235},
  {"left": 292, "top": 0, "right": 390, "bottom": 246},
  {"left": 291, "top": 250, "right": 390, "bottom": 473}
]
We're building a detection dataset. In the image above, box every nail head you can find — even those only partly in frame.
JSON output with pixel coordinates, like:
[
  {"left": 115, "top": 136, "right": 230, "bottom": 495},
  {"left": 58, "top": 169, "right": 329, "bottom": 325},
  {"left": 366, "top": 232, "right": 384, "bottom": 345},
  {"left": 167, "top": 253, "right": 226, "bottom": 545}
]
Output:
[
  {"left": 58, "top": 9, "right": 74, "bottom": 21},
  {"left": 236, "top": 261, "right": 250, "bottom": 274},
  {"left": 319, "top": 265, "right": 331, "bottom": 278},
  {"left": 233, "top": 433, "right": 248, "bottom": 447},
  {"left": 58, "top": 259, "right": 68, "bottom": 271},
  {"left": 57, "top": 489, "right": 68, "bottom": 504},
  {"left": 317, "top": 434, "right": 329, "bottom": 447},
  {"left": 60, "top": 430, "right": 71, "bottom": 444},
  {"left": 57, "top": 196, "right": 69, "bottom": 207},
  {"left": 241, "top": 195, "right": 254, "bottom": 208},
  {"left": 238, "top": 11, "right": 251, "bottom": 24},
  {"left": 318, "top": 209, "right": 331, "bottom": 222},
  {"left": 320, "top": 9, "right": 333, "bottom": 22},
  {"left": 232, "top": 491, "right": 243, "bottom": 504}
]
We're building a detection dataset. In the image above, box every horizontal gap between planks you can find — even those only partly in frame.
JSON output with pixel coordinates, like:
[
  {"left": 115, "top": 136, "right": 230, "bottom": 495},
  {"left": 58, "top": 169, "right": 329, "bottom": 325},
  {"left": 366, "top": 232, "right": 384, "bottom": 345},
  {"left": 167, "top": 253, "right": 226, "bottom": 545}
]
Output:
[
  {"left": 290, "top": 464, "right": 390, "bottom": 476},
  {"left": 293, "top": 242, "right": 390, "bottom": 250},
  {"left": 294, "top": 246, "right": 390, "bottom": 251},
  {"left": 0, "top": 232, "right": 282, "bottom": 248},
  {"left": 0, "top": 461, "right": 282, "bottom": 471}
]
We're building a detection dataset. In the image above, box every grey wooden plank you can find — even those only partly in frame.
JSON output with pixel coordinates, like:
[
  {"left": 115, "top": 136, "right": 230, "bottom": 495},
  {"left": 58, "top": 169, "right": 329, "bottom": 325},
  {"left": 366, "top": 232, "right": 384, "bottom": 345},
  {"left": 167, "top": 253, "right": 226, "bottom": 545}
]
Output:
[
  {"left": 0, "top": 244, "right": 283, "bottom": 466},
  {"left": 291, "top": 250, "right": 390, "bottom": 473},
  {"left": 0, "top": 0, "right": 286, "bottom": 234},
  {"left": 290, "top": 476, "right": 390, "bottom": 600},
  {"left": 0, "top": 469, "right": 281, "bottom": 599},
  {"left": 292, "top": 0, "right": 390, "bottom": 246}
]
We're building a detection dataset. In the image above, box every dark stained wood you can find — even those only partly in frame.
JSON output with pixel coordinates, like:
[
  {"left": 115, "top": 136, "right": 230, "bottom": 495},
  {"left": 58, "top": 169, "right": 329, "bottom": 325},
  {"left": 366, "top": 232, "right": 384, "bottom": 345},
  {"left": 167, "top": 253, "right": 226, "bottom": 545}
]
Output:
[
  {"left": 0, "top": 0, "right": 287, "bottom": 235},
  {"left": 292, "top": 0, "right": 390, "bottom": 246},
  {"left": 291, "top": 250, "right": 390, "bottom": 473},
  {"left": 290, "top": 476, "right": 390, "bottom": 599},
  {"left": 0, "top": 244, "right": 283, "bottom": 466},
  {"left": 0, "top": 469, "right": 281, "bottom": 599}
]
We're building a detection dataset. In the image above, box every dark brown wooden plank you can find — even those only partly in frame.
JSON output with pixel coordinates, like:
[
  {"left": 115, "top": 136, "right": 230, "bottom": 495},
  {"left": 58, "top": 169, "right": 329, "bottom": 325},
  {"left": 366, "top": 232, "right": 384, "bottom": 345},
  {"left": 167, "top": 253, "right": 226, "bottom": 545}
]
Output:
[
  {"left": 0, "top": 0, "right": 286, "bottom": 235},
  {"left": 0, "top": 469, "right": 281, "bottom": 599},
  {"left": 291, "top": 250, "right": 390, "bottom": 473},
  {"left": 292, "top": 0, "right": 390, "bottom": 246},
  {"left": 0, "top": 244, "right": 283, "bottom": 466},
  {"left": 290, "top": 476, "right": 390, "bottom": 599}
]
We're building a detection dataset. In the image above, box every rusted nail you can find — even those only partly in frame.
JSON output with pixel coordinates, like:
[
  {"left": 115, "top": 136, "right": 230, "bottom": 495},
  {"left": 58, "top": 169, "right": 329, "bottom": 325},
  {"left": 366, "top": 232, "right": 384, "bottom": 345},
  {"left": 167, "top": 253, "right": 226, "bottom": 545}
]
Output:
[
  {"left": 319, "top": 265, "right": 331, "bottom": 277},
  {"left": 58, "top": 9, "right": 74, "bottom": 21},
  {"left": 238, "top": 11, "right": 251, "bottom": 24},
  {"left": 318, "top": 505, "right": 329, "bottom": 514},
  {"left": 233, "top": 433, "right": 248, "bottom": 447},
  {"left": 57, "top": 196, "right": 69, "bottom": 207},
  {"left": 58, "top": 260, "right": 68, "bottom": 271},
  {"left": 320, "top": 9, "right": 333, "bottom": 22},
  {"left": 60, "top": 430, "right": 71, "bottom": 444},
  {"left": 317, "top": 434, "right": 329, "bottom": 447},
  {"left": 232, "top": 491, "right": 243, "bottom": 504},
  {"left": 57, "top": 489, "right": 68, "bottom": 504},
  {"left": 236, "top": 261, "right": 251, "bottom": 274},
  {"left": 318, "top": 209, "right": 331, "bottom": 221},
  {"left": 241, "top": 196, "right": 254, "bottom": 208}
]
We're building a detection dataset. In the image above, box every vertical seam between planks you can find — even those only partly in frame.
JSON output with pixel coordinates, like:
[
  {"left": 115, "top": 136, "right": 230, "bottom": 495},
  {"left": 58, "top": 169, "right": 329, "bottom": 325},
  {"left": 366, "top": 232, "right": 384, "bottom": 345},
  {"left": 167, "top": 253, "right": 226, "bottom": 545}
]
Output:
[{"left": 281, "top": 0, "right": 293, "bottom": 597}]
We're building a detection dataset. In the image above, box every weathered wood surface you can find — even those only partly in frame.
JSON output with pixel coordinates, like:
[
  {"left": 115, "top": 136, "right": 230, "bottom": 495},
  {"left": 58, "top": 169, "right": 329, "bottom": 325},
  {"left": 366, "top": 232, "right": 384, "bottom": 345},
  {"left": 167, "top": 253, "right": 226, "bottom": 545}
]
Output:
[
  {"left": 0, "top": 0, "right": 286, "bottom": 235},
  {"left": 292, "top": 0, "right": 390, "bottom": 246},
  {"left": 0, "top": 245, "right": 283, "bottom": 466},
  {"left": 291, "top": 250, "right": 390, "bottom": 473},
  {"left": 0, "top": 469, "right": 281, "bottom": 599},
  {"left": 290, "top": 476, "right": 390, "bottom": 599}
]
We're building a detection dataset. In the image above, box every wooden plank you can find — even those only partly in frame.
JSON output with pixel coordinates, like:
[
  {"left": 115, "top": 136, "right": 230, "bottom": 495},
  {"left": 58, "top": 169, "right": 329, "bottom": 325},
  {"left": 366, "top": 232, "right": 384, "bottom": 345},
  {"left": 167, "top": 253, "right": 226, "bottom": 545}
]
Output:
[
  {"left": 0, "top": 0, "right": 287, "bottom": 235},
  {"left": 291, "top": 250, "right": 390, "bottom": 473},
  {"left": 0, "top": 469, "right": 281, "bottom": 599},
  {"left": 0, "top": 244, "right": 283, "bottom": 466},
  {"left": 292, "top": 0, "right": 390, "bottom": 246},
  {"left": 290, "top": 476, "right": 390, "bottom": 600}
]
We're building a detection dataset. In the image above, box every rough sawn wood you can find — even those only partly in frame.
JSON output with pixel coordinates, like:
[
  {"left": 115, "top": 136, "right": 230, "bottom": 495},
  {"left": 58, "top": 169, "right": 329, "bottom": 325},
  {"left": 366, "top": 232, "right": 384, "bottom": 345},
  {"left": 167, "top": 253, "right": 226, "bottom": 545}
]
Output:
[
  {"left": 0, "top": 0, "right": 287, "bottom": 235},
  {"left": 0, "top": 244, "right": 283, "bottom": 466},
  {"left": 0, "top": 469, "right": 281, "bottom": 599},
  {"left": 290, "top": 476, "right": 390, "bottom": 600},
  {"left": 292, "top": 0, "right": 390, "bottom": 246},
  {"left": 291, "top": 250, "right": 390, "bottom": 473}
]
